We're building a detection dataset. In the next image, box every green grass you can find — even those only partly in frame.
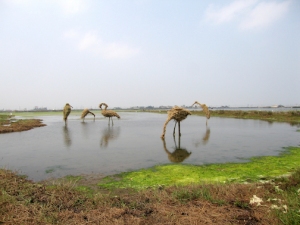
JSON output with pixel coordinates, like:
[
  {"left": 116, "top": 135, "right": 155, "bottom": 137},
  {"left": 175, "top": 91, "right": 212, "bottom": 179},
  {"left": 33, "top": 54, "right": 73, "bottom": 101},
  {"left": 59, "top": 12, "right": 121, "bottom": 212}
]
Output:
[
  {"left": 98, "top": 146, "right": 300, "bottom": 189},
  {"left": 0, "top": 114, "right": 12, "bottom": 123}
]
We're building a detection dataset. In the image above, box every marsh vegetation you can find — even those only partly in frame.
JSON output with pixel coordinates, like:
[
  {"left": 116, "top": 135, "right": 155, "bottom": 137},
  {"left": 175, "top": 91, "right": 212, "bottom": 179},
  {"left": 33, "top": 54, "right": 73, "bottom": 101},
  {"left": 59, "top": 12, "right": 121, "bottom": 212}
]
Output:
[{"left": 0, "top": 114, "right": 45, "bottom": 133}]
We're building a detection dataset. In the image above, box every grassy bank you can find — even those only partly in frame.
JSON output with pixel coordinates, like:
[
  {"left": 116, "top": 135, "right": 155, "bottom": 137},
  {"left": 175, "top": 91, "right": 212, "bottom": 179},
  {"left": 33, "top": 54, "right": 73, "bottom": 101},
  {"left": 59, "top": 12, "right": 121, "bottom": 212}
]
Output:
[
  {"left": 1, "top": 164, "right": 300, "bottom": 224},
  {"left": 0, "top": 114, "right": 46, "bottom": 133},
  {"left": 149, "top": 109, "right": 300, "bottom": 124},
  {"left": 206, "top": 110, "right": 300, "bottom": 124}
]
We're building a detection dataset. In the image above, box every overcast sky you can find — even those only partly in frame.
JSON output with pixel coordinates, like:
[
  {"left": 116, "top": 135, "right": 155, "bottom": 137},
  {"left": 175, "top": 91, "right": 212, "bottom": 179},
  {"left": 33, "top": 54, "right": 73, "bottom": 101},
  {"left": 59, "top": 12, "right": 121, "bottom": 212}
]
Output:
[{"left": 1, "top": 0, "right": 299, "bottom": 110}]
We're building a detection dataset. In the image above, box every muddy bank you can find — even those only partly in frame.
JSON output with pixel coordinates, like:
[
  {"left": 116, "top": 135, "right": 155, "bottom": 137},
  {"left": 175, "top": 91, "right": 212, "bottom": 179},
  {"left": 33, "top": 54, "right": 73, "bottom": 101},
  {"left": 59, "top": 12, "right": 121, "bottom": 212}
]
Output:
[{"left": 0, "top": 118, "right": 46, "bottom": 133}]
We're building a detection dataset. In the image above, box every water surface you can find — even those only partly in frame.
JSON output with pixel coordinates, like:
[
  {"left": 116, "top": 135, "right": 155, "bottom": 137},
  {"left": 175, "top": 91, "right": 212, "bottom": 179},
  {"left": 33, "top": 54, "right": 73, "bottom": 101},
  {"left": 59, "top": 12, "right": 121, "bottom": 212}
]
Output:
[{"left": 0, "top": 112, "right": 299, "bottom": 181}]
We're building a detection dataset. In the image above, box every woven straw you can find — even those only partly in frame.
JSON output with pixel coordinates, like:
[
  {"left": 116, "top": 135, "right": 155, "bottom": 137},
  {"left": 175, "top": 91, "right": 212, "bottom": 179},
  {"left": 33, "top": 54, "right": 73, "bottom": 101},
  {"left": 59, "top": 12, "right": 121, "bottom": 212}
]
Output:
[
  {"left": 192, "top": 101, "right": 210, "bottom": 119},
  {"left": 161, "top": 106, "right": 191, "bottom": 139},
  {"left": 63, "top": 103, "right": 72, "bottom": 124},
  {"left": 99, "top": 103, "right": 120, "bottom": 124},
  {"left": 81, "top": 108, "right": 95, "bottom": 121}
]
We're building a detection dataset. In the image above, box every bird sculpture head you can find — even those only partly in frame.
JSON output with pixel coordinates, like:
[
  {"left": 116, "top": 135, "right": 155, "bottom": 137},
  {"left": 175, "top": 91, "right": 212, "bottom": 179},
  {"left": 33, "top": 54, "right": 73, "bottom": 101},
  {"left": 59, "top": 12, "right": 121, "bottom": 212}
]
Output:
[
  {"left": 192, "top": 101, "right": 200, "bottom": 107},
  {"left": 66, "top": 103, "right": 73, "bottom": 108},
  {"left": 99, "top": 103, "right": 108, "bottom": 110}
]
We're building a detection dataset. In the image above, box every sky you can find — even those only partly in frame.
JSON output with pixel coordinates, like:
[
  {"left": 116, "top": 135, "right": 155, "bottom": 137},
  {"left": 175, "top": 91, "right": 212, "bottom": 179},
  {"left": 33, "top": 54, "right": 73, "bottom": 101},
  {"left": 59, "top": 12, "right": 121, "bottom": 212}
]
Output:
[{"left": 1, "top": 0, "right": 299, "bottom": 110}]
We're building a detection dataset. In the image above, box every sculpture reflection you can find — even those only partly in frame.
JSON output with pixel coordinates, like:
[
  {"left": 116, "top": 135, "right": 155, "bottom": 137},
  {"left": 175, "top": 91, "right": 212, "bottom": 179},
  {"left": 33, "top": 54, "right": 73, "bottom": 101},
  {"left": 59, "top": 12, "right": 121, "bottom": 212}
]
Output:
[
  {"left": 100, "top": 125, "right": 120, "bottom": 148},
  {"left": 63, "top": 126, "right": 71, "bottom": 147},
  {"left": 162, "top": 136, "right": 191, "bottom": 163},
  {"left": 80, "top": 120, "right": 94, "bottom": 139},
  {"left": 194, "top": 127, "right": 211, "bottom": 147}
]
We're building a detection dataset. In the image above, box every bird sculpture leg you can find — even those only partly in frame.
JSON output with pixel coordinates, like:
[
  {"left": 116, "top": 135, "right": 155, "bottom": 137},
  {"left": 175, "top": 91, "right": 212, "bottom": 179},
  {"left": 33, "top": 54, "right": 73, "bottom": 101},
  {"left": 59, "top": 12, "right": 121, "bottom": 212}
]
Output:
[
  {"left": 173, "top": 121, "right": 177, "bottom": 136},
  {"left": 111, "top": 117, "right": 114, "bottom": 125},
  {"left": 178, "top": 121, "right": 181, "bottom": 136},
  {"left": 161, "top": 117, "right": 172, "bottom": 139}
]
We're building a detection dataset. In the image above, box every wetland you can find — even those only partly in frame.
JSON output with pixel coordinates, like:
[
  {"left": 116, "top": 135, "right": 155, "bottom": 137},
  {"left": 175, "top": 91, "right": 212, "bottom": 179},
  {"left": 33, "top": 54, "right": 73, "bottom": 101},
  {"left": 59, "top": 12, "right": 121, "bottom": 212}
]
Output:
[
  {"left": 1, "top": 109, "right": 300, "bottom": 224},
  {"left": 0, "top": 110, "right": 299, "bottom": 181}
]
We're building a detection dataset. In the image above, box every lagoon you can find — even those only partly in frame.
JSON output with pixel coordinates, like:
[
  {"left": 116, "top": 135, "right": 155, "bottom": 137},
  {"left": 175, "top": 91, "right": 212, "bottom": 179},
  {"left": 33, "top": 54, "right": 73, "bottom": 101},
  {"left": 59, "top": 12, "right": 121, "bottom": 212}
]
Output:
[{"left": 0, "top": 112, "right": 299, "bottom": 181}]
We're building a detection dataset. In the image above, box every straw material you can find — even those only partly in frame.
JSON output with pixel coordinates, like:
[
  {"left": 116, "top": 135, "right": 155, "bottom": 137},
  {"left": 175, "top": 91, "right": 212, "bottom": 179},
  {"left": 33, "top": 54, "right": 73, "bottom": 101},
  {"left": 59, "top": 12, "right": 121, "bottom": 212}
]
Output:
[
  {"left": 81, "top": 108, "right": 95, "bottom": 121},
  {"left": 99, "top": 103, "right": 120, "bottom": 124},
  {"left": 192, "top": 101, "right": 210, "bottom": 119},
  {"left": 63, "top": 103, "right": 72, "bottom": 124},
  {"left": 161, "top": 106, "right": 191, "bottom": 139}
]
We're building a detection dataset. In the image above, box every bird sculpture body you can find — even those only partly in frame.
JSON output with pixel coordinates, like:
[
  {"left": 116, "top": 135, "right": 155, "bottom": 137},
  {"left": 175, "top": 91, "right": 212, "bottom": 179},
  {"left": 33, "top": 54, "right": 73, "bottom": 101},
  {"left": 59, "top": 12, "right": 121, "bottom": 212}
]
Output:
[
  {"left": 192, "top": 101, "right": 210, "bottom": 125},
  {"left": 161, "top": 105, "right": 191, "bottom": 139},
  {"left": 63, "top": 103, "right": 73, "bottom": 125},
  {"left": 81, "top": 108, "right": 95, "bottom": 122},
  {"left": 99, "top": 103, "right": 120, "bottom": 125}
]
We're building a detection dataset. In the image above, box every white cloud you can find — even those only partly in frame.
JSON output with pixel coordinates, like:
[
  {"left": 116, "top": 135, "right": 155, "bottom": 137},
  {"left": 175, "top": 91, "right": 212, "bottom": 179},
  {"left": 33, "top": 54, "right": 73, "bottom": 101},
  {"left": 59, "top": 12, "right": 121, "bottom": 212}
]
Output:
[
  {"left": 205, "top": 0, "right": 258, "bottom": 24},
  {"left": 63, "top": 29, "right": 79, "bottom": 39},
  {"left": 64, "top": 30, "right": 140, "bottom": 59},
  {"left": 240, "top": 1, "right": 291, "bottom": 29},
  {"left": 78, "top": 32, "right": 100, "bottom": 51},
  {"left": 56, "top": 0, "right": 89, "bottom": 15},
  {"left": 104, "top": 43, "right": 140, "bottom": 59},
  {"left": 3, "top": 0, "right": 89, "bottom": 15},
  {"left": 204, "top": 0, "right": 291, "bottom": 30},
  {"left": 2, "top": 0, "right": 35, "bottom": 5}
]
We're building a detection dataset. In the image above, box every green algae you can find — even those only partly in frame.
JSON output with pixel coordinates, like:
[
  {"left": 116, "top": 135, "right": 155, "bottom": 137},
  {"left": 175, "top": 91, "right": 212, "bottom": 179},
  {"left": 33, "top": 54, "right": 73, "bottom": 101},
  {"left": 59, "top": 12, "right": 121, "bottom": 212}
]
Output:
[{"left": 98, "top": 146, "right": 300, "bottom": 189}]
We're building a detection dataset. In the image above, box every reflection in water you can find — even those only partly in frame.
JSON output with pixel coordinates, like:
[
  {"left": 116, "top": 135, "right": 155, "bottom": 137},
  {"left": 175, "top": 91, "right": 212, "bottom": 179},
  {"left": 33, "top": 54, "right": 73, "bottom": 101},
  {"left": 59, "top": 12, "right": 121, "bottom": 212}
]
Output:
[
  {"left": 100, "top": 125, "right": 120, "bottom": 148},
  {"left": 162, "top": 136, "right": 191, "bottom": 163},
  {"left": 80, "top": 120, "right": 95, "bottom": 139},
  {"left": 194, "top": 127, "right": 211, "bottom": 147},
  {"left": 63, "top": 126, "right": 71, "bottom": 147}
]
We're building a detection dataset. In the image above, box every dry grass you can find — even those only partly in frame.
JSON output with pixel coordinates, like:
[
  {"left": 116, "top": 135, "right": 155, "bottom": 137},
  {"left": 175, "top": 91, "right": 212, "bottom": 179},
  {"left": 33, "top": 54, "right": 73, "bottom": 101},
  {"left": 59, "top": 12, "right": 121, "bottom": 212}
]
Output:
[{"left": 2, "top": 168, "right": 300, "bottom": 224}]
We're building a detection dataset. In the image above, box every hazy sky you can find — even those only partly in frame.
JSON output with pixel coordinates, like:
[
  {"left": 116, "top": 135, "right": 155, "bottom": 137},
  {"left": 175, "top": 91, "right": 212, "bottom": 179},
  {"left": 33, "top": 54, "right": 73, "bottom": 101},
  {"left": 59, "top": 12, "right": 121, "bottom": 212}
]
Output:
[{"left": 1, "top": 0, "right": 299, "bottom": 110}]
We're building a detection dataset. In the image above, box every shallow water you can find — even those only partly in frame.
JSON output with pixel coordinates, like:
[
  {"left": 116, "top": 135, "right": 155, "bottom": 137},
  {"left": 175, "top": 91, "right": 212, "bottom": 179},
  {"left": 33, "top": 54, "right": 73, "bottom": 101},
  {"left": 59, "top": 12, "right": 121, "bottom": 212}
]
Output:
[{"left": 0, "top": 112, "right": 299, "bottom": 181}]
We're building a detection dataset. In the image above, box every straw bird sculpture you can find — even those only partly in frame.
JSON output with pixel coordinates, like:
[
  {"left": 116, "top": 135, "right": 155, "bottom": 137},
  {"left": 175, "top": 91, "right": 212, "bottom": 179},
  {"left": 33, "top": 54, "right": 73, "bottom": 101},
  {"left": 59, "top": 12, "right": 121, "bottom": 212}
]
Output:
[
  {"left": 161, "top": 105, "right": 192, "bottom": 139},
  {"left": 192, "top": 101, "right": 210, "bottom": 125},
  {"left": 99, "top": 103, "right": 120, "bottom": 125},
  {"left": 63, "top": 103, "right": 73, "bottom": 125},
  {"left": 81, "top": 108, "right": 95, "bottom": 122}
]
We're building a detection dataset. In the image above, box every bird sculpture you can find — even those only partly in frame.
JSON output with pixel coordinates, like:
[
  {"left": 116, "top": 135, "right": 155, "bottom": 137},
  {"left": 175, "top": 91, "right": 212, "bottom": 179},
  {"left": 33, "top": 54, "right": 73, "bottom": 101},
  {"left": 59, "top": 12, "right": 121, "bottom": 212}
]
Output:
[
  {"left": 162, "top": 137, "right": 191, "bottom": 163},
  {"left": 161, "top": 105, "right": 192, "bottom": 139},
  {"left": 63, "top": 103, "right": 73, "bottom": 125},
  {"left": 99, "top": 103, "right": 120, "bottom": 125},
  {"left": 192, "top": 101, "right": 210, "bottom": 125},
  {"left": 81, "top": 108, "right": 95, "bottom": 122}
]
